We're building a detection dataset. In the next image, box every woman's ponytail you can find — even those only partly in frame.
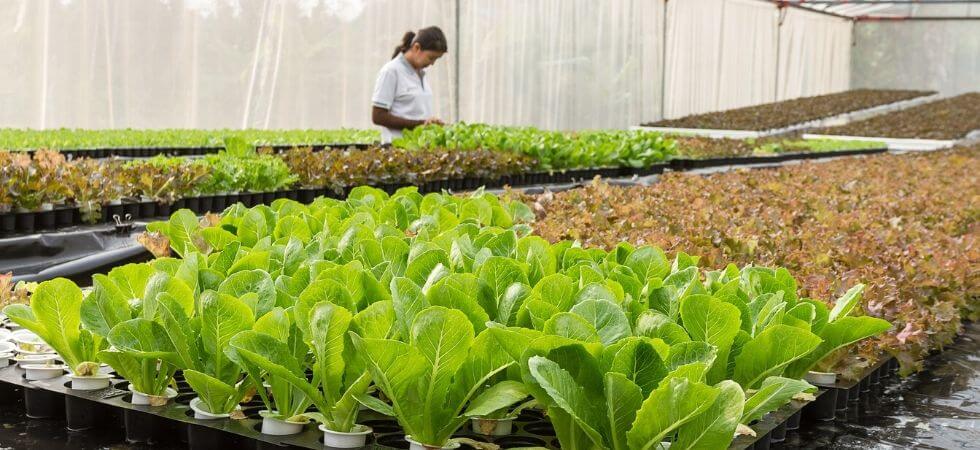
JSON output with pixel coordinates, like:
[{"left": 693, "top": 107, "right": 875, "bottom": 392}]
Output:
[
  {"left": 391, "top": 27, "right": 448, "bottom": 59},
  {"left": 392, "top": 31, "right": 416, "bottom": 59}
]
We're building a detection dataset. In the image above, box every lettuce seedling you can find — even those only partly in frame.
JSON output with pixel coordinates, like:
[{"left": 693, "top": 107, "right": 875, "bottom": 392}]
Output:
[
  {"left": 350, "top": 306, "right": 514, "bottom": 448},
  {"left": 3, "top": 278, "right": 103, "bottom": 376}
]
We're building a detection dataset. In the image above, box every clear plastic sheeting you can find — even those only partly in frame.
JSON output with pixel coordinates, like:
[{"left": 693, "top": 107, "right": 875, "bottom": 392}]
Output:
[
  {"left": 776, "top": 6, "right": 852, "bottom": 101},
  {"left": 457, "top": 0, "right": 664, "bottom": 130},
  {"left": 663, "top": 0, "right": 779, "bottom": 119},
  {"left": 852, "top": 21, "right": 980, "bottom": 97},
  {"left": 0, "top": 0, "right": 860, "bottom": 130},
  {"left": 0, "top": 0, "right": 456, "bottom": 130}
]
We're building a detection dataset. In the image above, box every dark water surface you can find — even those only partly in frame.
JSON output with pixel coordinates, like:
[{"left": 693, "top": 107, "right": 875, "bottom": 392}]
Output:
[
  {"left": 789, "top": 321, "right": 979, "bottom": 449},
  {"left": 1, "top": 322, "right": 977, "bottom": 450}
]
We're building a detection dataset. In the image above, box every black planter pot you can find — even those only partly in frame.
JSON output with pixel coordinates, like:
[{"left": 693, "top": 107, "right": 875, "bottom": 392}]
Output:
[
  {"left": 199, "top": 195, "right": 214, "bottom": 213},
  {"left": 769, "top": 421, "right": 788, "bottom": 443},
  {"left": 836, "top": 387, "right": 849, "bottom": 411},
  {"left": 65, "top": 395, "right": 101, "bottom": 431},
  {"left": 847, "top": 384, "right": 861, "bottom": 402},
  {"left": 263, "top": 192, "right": 276, "bottom": 204},
  {"left": 124, "top": 408, "right": 156, "bottom": 443},
  {"left": 187, "top": 423, "right": 240, "bottom": 450},
  {"left": 56, "top": 206, "right": 76, "bottom": 227},
  {"left": 210, "top": 195, "right": 226, "bottom": 212},
  {"left": 37, "top": 209, "right": 56, "bottom": 229},
  {"left": 296, "top": 188, "right": 314, "bottom": 204},
  {"left": 173, "top": 198, "right": 188, "bottom": 211},
  {"left": 0, "top": 381, "right": 20, "bottom": 405},
  {"left": 23, "top": 387, "right": 64, "bottom": 419},
  {"left": 871, "top": 366, "right": 882, "bottom": 385},
  {"left": 15, "top": 212, "right": 36, "bottom": 233},
  {"left": 185, "top": 196, "right": 202, "bottom": 213},
  {"left": 237, "top": 193, "right": 252, "bottom": 207},
  {"left": 860, "top": 376, "right": 871, "bottom": 393},
  {"left": 123, "top": 202, "right": 140, "bottom": 219},
  {"left": 106, "top": 203, "right": 124, "bottom": 222},
  {"left": 0, "top": 213, "right": 14, "bottom": 233},
  {"left": 785, "top": 410, "right": 802, "bottom": 431},
  {"left": 157, "top": 203, "right": 172, "bottom": 218},
  {"left": 225, "top": 193, "right": 240, "bottom": 207},
  {"left": 752, "top": 432, "right": 771, "bottom": 450},
  {"left": 139, "top": 201, "right": 157, "bottom": 219},
  {"left": 803, "top": 389, "right": 838, "bottom": 422}
]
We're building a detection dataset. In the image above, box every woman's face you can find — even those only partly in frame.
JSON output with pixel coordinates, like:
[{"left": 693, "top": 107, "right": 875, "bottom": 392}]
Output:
[{"left": 406, "top": 44, "right": 444, "bottom": 70}]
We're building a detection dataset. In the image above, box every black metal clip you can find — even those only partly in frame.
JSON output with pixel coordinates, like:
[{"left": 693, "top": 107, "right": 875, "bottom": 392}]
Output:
[{"left": 112, "top": 214, "right": 134, "bottom": 234}]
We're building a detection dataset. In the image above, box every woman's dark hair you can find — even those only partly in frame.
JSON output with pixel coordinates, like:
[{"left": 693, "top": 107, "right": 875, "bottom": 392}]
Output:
[{"left": 392, "top": 26, "right": 448, "bottom": 59}]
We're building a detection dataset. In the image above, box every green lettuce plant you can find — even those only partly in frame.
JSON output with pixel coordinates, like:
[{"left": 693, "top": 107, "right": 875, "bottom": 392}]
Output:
[
  {"left": 524, "top": 340, "right": 743, "bottom": 450},
  {"left": 225, "top": 300, "right": 393, "bottom": 432},
  {"left": 350, "top": 306, "right": 515, "bottom": 448},
  {"left": 79, "top": 265, "right": 195, "bottom": 399},
  {"left": 784, "top": 284, "right": 892, "bottom": 379},
  {"left": 227, "top": 307, "right": 312, "bottom": 423},
  {"left": 2, "top": 278, "right": 103, "bottom": 375},
  {"left": 179, "top": 291, "right": 255, "bottom": 416}
]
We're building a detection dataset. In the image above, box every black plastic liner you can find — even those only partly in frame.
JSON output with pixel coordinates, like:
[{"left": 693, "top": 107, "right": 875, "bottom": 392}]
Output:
[
  {"left": 670, "top": 147, "right": 888, "bottom": 170},
  {"left": 0, "top": 225, "right": 151, "bottom": 285}
]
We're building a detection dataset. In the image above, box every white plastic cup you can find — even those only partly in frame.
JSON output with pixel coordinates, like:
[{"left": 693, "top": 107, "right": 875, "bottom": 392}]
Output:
[
  {"left": 805, "top": 371, "right": 837, "bottom": 385},
  {"left": 128, "top": 385, "right": 178, "bottom": 406},
  {"left": 23, "top": 364, "right": 66, "bottom": 380},
  {"left": 260, "top": 410, "right": 306, "bottom": 436},
  {"left": 470, "top": 417, "right": 515, "bottom": 436},
  {"left": 67, "top": 374, "right": 112, "bottom": 390},
  {"left": 320, "top": 424, "right": 373, "bottom": 448},
  {"left": 189, "top": 397, "right": 233, "bottom": 420},
  {"left": 405, "top": 435, "right": 461, "bottom": 450}
]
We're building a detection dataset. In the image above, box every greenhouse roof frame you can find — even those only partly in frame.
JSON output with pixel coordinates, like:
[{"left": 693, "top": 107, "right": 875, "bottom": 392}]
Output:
[{"left": 775, "top": 0, "right": 980, "bottom": 20}]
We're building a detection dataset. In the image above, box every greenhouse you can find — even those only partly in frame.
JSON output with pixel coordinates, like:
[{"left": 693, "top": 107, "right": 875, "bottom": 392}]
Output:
[{"left": 0, "top": 1, "right": 977, "bottom": 449}]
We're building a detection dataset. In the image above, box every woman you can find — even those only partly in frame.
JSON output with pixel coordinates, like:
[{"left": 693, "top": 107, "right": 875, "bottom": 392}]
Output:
[{"left": 371, "top": 26, "right": 448, "bottom": 144}]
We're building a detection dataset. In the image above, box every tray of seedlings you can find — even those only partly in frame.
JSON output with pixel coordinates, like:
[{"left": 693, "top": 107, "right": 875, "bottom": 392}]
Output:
[
  {"left": 637, "top": 89, "right": 936, "bottom": 138},
  {"left": 0, "top": 128, "right": 379, "bottom": 159},
  {"left": 805, "top": 92, "right": 980, "bottom": 151}
]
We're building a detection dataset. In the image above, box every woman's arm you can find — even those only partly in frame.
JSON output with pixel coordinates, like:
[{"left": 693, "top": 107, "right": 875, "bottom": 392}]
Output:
[
  {"left": 371, "top": 106, "right": 423, "bottom": 130},
  {"left": 372, "top": 107, "right": 442, "bottom": 130}
]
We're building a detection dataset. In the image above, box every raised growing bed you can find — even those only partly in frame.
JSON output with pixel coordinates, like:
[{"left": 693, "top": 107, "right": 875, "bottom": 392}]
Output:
[
  {"left": 16, "top": 143, "right": 376, "bottom": 160},
  {"left": 809, "top": 92, "right": 980, "bottom": 146},
  {"left": 638, "top": 89, "right": 935, "bottom": 137},
  {"left": 668, "top": 136, "right": 888, "bottom": 169},
  {"left": 0, "top": 136, "right": 892, "bottom": 236},
  {"left": 669, "top": 147, "right": 888, "bottom": 170},
  {"left": 0, "top": 166, "right": 661, "bottom": 236},
  {"left": 0, "top": 128, "right": 379, "bottom": 157}
]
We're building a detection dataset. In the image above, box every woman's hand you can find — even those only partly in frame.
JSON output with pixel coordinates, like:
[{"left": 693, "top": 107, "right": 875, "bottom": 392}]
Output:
[{"left": 423, "top": 117, "right": 445, "bottom": 126}]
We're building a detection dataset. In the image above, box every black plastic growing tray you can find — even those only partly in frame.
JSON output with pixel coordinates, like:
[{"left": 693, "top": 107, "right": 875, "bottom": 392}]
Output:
[
  {"left": 0, "top": 164, "right": 671, "bottom": 238},
  {"left": 0, "top": 351, "right": 900, "bottom": 450},
  {"left": 670, "top": 147, "right": 888, "bottom": 170},
  {"left": 16, "top": 142, "right": 378, "bottom": 160},
  {"left": 0, "top": 361, "right": 562, "bottom": 450}
]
